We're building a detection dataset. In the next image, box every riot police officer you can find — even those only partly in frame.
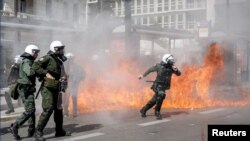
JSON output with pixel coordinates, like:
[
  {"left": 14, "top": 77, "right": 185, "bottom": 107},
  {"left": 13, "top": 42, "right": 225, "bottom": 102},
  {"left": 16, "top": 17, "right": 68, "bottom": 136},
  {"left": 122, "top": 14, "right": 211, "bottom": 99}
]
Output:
[
  {"left": 64, "top": 53, "right": 85, "bottom": 118},
  {"left": 4, "top": 55, "right": 21, "bottom": 114},
  {"left": 138, "top": 54, "right": 181, "bottom": 120},
  {"left": 9, "top": 45, "right": 40, "bottom": 140},
  {"left": 33, "top": 41, "right": 71, "bottom": 141}
]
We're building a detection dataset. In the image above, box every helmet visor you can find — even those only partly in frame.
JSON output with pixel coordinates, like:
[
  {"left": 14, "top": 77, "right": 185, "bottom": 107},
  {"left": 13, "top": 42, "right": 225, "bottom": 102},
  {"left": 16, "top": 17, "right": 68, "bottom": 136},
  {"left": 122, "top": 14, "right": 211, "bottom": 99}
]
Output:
[
  {"left": 168, "top": 58, "right": 175, "bottom": 64},
  {"left": 55, "top": 46, "right": 65, "bottom": 51},
  {"left": 32, "top": 49, "right": 40, "bottom": 54},
  {"left": 54, "top": 46, "right": 65, "bottom": 55}
]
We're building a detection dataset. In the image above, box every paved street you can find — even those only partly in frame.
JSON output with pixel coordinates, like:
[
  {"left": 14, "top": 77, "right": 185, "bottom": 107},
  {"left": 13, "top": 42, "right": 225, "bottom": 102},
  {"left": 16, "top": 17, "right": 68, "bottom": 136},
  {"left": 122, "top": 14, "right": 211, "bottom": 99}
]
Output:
[{"left": 1, "top": 105, "right": 250, "bottom": 141}]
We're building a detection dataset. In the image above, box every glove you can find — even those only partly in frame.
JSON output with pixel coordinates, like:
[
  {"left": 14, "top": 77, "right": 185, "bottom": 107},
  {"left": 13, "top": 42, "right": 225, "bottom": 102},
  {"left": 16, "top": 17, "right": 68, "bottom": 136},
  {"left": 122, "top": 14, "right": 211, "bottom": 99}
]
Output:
[
  {"left": 138, "top": 75, "right": 143, "bottom": 80},
  {"left": 172, "top": 65, "right": 178, "bottom": 71}
]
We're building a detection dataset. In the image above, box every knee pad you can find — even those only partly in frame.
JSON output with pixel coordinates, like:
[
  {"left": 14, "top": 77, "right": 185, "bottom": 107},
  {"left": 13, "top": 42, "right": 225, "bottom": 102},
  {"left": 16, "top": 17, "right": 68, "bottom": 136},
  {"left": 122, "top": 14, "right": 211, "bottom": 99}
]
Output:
[
  {"left": 157, "top": 91, "right": 166, "bottom": 100},
  {"left": 44, "top": 108, "right": 53, "bottom": 115},
  {"left": 25, "top": 108, "right": 36, "bottom": 116}
]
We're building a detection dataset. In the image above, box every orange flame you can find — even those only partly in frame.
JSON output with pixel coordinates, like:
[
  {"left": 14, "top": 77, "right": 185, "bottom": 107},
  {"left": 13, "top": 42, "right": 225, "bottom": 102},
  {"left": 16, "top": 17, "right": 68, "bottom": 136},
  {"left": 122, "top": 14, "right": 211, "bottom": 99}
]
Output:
[{"left": 67, "top": 43, "right": 250, "bottom": 115}]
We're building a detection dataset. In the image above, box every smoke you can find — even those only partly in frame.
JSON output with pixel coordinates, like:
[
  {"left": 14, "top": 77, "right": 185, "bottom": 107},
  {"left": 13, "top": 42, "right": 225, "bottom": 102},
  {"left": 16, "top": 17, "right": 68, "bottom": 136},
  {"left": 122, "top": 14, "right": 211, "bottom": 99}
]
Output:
[{"left": 4, "top": 0, "right": 250, "bottom": 116}]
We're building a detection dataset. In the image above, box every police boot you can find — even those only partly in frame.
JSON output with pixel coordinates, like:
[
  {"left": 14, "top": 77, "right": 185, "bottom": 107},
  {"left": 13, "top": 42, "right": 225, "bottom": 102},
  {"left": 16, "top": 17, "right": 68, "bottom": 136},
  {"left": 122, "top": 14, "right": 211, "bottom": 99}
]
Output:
[
  {"left": 34, "top": 130, "right": 45, "bottom": 141},
  {"left": 55, "top": 130, "right": 71, "bottom": 137},
  {"left": 155, "top": 111, "right": 162, "bottom": 120},
  {"left": 8, "top": 123, "right": 21, "bottom": 140},
  {"left": 140, "top": 108, "right": 146, "bottom": 118},
  {"left": 140, "top": 104, "right": 153, "bottom": 118},
  {"left": 5, "top": 109, "right": 15, "bottom": 114},
  {"left": 28, "top": 128, "right": 35, "bottom": 137}
]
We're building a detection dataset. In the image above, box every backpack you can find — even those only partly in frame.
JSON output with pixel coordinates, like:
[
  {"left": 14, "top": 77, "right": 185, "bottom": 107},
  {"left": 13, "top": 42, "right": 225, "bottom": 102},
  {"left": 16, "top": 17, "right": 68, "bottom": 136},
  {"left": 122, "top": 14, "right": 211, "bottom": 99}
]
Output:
[
  {"left": 9, "top": 82, "right": 19, "bottom": 100},
  {"left": 7, "top": 64, "right": 20, "bottom": 85}
]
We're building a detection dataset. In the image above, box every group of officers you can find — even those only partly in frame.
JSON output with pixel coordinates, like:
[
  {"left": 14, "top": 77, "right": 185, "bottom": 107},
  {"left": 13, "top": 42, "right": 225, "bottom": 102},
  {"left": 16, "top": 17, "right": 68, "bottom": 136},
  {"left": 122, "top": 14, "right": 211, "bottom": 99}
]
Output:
[
  {"left": 6, "top": 40, "right": 181, "bottom": 141},
  {"left": 7, "top": 41, "right": 75, "bottom": 141}
]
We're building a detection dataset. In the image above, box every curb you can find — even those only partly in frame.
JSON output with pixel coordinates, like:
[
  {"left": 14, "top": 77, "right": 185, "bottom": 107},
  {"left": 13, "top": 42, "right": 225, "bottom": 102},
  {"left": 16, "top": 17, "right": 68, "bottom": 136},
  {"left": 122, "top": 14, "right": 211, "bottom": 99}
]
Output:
[{"left": 0, "top": 116, "right": 20, "bottom": 122}]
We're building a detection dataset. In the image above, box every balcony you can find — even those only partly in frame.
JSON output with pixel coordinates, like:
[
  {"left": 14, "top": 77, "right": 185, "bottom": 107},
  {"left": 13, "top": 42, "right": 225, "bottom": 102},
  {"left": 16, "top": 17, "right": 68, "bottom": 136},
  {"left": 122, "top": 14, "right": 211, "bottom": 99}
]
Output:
[{"left": 1, "top": 10, "right": 86, "bottom": 32}]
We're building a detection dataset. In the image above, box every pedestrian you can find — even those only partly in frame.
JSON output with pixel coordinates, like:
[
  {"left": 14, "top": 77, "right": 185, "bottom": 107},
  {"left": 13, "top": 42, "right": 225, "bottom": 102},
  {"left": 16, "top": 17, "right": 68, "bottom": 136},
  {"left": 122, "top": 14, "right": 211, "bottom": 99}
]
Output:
[
  {"left": 64, "top": 53, "right": 85, "bottom": 118},
  {"left": 33, "top": 41, "right": 71, "bottom": 141},
  {"left": 8, "top": 45, "right": 40, "bottom": 140},
  {"left": 138, "top": 54, "right": 181, "bottom": 120}
]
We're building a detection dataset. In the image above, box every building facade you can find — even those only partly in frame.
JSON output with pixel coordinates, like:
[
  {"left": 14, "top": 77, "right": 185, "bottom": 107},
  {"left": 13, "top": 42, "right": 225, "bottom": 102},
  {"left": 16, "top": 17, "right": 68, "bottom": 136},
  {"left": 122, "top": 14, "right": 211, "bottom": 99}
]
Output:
[
  {"left": 1, "top": 0, "right": 87, "bottom": 56},
  {"left": 112, "top": 0, "right": 208, "bottom": 32},
  {"left": 1, "top": 0, "right": 250, "bottom": 83},
  {"left": 0, "top": 0, "right": 88, "bottom": 86}
]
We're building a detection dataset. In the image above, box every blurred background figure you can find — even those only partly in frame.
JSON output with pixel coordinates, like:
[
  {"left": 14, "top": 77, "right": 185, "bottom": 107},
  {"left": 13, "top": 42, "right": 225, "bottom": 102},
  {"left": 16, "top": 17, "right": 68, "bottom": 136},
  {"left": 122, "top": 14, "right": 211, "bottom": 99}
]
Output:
[
  {"left": 4, "top": 55, "right": 22, "bottom": 114},
  {"left": 64, "top": 53, "right": 85, "bottom": 118}
]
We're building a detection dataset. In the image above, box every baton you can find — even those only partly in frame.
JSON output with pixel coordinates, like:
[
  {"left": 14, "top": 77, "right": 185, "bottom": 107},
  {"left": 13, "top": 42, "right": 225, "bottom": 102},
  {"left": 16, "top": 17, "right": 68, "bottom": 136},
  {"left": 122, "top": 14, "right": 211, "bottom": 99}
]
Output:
[
  {"left": 35, "top": 81, "right": 44, "bottom": 99},
  {"left": 146, "top": 80, "right": 155, "bottom": 83}
]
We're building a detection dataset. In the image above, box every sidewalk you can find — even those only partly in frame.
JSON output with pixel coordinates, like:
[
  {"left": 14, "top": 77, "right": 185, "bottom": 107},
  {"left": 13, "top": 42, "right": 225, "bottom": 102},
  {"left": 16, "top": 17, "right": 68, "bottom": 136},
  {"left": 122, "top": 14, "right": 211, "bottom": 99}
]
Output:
[
  {"left": 0, "top": 87, "right": 43, "bottom": 122},
  {"left": 0, "top": 107, "right": 25, "bottom": 122},
  {"left": 0, "top": 96, "right": 20, "bottom": 111},
  {"left": 0, "top": 94, "right": 23, "bottom": 121}
]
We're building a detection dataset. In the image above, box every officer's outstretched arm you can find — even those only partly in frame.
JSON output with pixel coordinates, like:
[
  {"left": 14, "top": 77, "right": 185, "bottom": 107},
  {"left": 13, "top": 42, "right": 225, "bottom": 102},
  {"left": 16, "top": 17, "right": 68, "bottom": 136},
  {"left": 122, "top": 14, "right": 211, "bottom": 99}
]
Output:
[{"left": 143, "top": 65, "right": 158, "bottom": 77}]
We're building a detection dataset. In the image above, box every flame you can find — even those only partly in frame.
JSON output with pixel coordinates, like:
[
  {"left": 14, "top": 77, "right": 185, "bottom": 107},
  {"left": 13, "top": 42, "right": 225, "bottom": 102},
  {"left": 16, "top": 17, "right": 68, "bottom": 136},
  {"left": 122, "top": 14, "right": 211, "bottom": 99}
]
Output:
[
  {"left": 67, "top": 43, "right": 250, "bottom": 115},
  {"left": 74, "top": 59, "right": 151, "bottom": 113},
  {"left": 167, "top": 43, "right": 250, "bottom": 108},
  {"left": 166, "top": 43, "right": 224, "bottom": 108}
]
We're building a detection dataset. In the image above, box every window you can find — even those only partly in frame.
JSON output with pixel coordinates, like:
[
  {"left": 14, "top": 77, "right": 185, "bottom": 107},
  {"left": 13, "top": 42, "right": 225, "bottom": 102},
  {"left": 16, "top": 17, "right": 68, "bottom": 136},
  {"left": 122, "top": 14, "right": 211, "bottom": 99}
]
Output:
[
  {"left": 157, "top": 16, "right": 162, "bottom": 24},
  {"left": 187, "top": 14, "right": 194, "bottom": 22},
  {"left": 177, "top": 14, "right": 183, "bottom": 29},
  {"left": 164, "top": 23, "right": 169, "bottom": 28},
  {"left": 117, "top": 1, "right": 121, "bottom": 15},
  {"left": 20, "top": 0, "right": 26, "bottom": 12},
  {"left": 187, "top": 14, "right": 195, "bottom": 29},
  {"left": 88, "top": 0, "right": 98, "bottom": 3},
  {"left": 149, "top": 0, "right": 154, "bottom": 12},
  {"left": 164, "top": 15, "right": 169, "bottom": 28},
  {"left": 178, "top": 14, "right": 183, "bottom": 22},
  {"left": 63, "top": 2, "right": 68, "bottom": 19},
  {"left": 170, "top": 15, "right": 175, "bottom": 28},
  {"left": 131, "top": 6, "right": 135, "bottom": 14},
  {"left": 164, "top": 15, "right": 169, "bottom": 22},
  {"left": 178, "top": 23, "right": 183, "bottom": 29},
  {"left": 46, "top": 0, "right": 52, "bottom": 17},
  {"left": 143, "top": 0, "right": 147, "bottom": 13},
  {"left": 137, "top": 0, "right": 141, "bottom": 14},
  {"left": 187, "top": 0, "right": 194, "bottom": 9},
  {"left": 149, "top": 16, "right": 154, "bottom": 25},
  {"left": 197, "top": 0, "right": 202, "bottom": 8},
  {"left": 131, "top": 0, "right": 135, "bottom": 14},
  {"left": 170, "top": 0, "right": 176, "bottom": 10},
  {"left": 132, "top": 17, "right": 136, "bottom": 24},
  {"left": 164, "top": 0, "right": 169, "bottom": 11},
  {"left": 121, "top": 1, "right": 124, "bottom": 16},
  {"left": 158, "top": 0, "right": 163, "bottom": 12},
  {"left": 73, "top": 4, "right": 79, "bottom": 22},
  {"left": 178, "top": 0, "right": 183, "bottom": 9},
  {"left": 150, "top": 0, "right": 154, "bottom": 5},
  {"left": 136, "top": 17, "right": 141, "bottom": 25},
  {"left": 143, "top": 17, "right": 148, "bottom": 25}
]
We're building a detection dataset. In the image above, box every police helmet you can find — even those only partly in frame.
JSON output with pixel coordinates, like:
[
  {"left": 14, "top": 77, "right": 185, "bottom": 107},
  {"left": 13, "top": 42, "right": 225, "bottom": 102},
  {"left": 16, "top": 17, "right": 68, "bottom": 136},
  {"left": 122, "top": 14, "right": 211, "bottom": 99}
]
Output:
[
  {"left": 162, "top": 54, "right": 175, "bottom": 64},
  {"left": 50, "top": 41, "right": 65, "bottom": 53},
  {"left": 14, "top": 55, "right": 22, "bottom": 64},
  {"left": 25, "top": 44, "right": 40, "bottom": 56}
]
